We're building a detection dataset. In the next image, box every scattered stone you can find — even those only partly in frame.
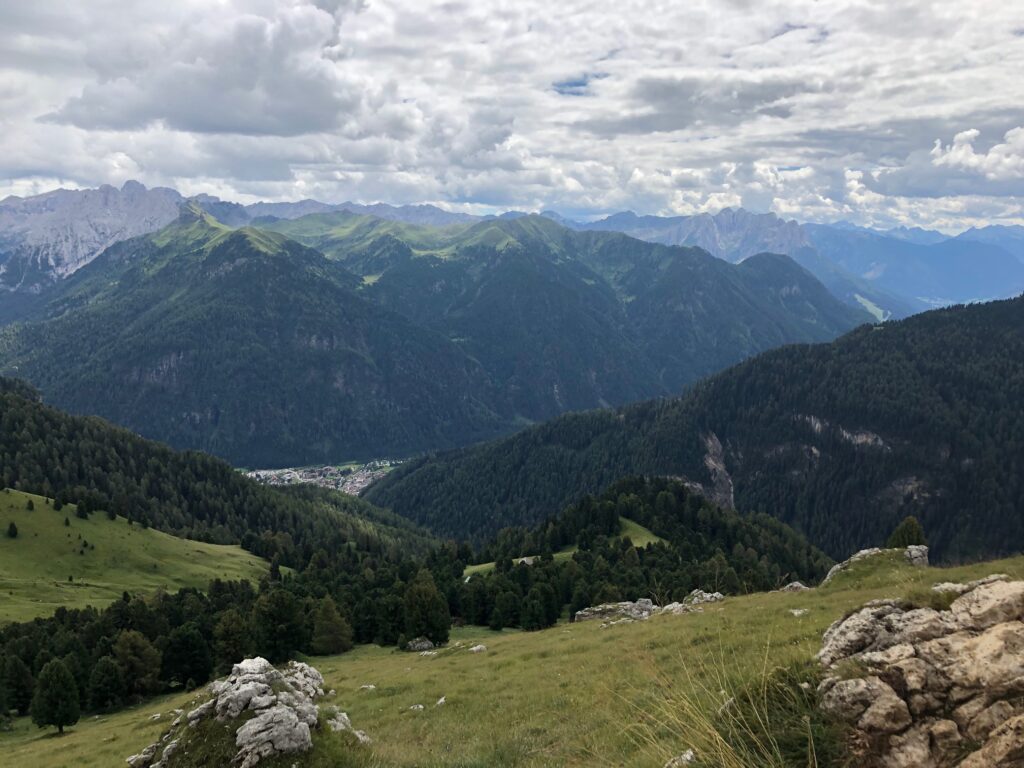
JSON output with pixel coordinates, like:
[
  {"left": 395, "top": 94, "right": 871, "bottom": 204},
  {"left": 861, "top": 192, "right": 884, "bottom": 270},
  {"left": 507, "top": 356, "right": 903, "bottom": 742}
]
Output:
[
  {"left": 359, "top": 684, "right": 377, "bottom": 691},
  {"left": 816, "top": 576, "right": 1024, "bottom": 766},
  {"left": 663, "top": 748, "right": 696, "bottom": 767},
  {"left": 789, "top": 608, "right": 808, "bottom": 617},
  {"left": 409, "top": 704, "right": 424, "bottom": 711},
  {"left": 326, "top": 707, "right": 372, "bottom": 745},
  {"left": 468, "top": 644, "right": 487, "bottom": 653},
  {"left": 436, "top": 696, "right": 446, "bottom": 706},
  {"left": 574, "top": 598, "right": 655, "bottom": 623},
  {"left": 780, "top": 581, "right": 810, "bottom": 592},
  {"left": 577, "top": 593, "right": 723, "bottom": 624},
  {"left": 419, "top": 650, "right": 438, "bottom": 657},
  {"left": 405, "top": 636, "right": 435, "bottom": 652}
]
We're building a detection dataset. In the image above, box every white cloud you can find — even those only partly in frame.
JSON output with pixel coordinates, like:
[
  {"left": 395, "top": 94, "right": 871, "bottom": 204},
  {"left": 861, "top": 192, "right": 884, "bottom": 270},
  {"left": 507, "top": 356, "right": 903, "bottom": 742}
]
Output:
[
  {"left": 931, "top": 127, "right": 1024, "bottom": 181},
  {"left": 0, "top": 0, "right": 1022, "bottom": 228}
]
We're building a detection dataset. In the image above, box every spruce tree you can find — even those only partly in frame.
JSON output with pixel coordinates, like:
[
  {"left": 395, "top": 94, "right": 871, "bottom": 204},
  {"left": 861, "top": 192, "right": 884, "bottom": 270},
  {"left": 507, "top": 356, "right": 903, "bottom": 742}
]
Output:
[
  {"left": 311, "top": 596, "right": 354, "bottom": 655},
  {"left": 30, "top": 659, "right": 80, "bottom": 734},
  {"left": 214, "top": 609, "right": 250, "bottom": 672},
  {"left": 88, "top": 656, "right": 125, "bottom": 711},
  {"left": 161, "top": 624, "right": 212, "bottom": 687},
  {"left": 4, "top": 655, "right": 34, "bottom": 715},
  {"left": 251, "top": 589, "right": 304, "bottom": 662},
  {"left": 112, "top": 630, "right": 162, "bottom": 698},
  {"left": 886, "top": 516, "right": 927, "bottom": 548},
  {"left": 403, "top": 569, "right": 450, "bottom": 644},
  {"left": 6, "top": 522, "right": 16, "bottom": 538}
]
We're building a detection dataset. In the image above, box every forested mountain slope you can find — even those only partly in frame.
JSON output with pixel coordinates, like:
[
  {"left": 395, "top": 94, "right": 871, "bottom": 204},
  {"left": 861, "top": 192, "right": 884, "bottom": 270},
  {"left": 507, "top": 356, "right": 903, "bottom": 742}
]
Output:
[
  {"left": 367, "top": 296, "right": 1024, "bottom": 561},
  {"left": 0, "top": 376, "right": 436, "bottom": 566},
  {"left": 264, "top": 212, "right": 871, "bottom": 407},
  {"left": 0, "top": 209, "right": 868, "bottom": 466},
  {"left": 0, "top": 206, "right": 510, "bottom": 466}
]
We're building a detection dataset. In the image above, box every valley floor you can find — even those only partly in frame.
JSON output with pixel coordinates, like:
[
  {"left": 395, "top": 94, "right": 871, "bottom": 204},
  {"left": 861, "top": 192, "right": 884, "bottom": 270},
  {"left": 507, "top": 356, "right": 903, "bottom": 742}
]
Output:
[{"left": 8, "top": 551, "right": 1024, "bottom": 767}]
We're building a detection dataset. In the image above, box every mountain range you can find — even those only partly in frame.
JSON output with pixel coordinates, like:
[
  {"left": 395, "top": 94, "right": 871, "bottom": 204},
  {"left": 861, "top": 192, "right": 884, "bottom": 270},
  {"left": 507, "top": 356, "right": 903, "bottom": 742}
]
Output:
[
  {"left": 4, "top": 181, "right": 1024, "bottom": 325},
  {"left": 0, "top": 204, "right": 867, "bottom": 466}
]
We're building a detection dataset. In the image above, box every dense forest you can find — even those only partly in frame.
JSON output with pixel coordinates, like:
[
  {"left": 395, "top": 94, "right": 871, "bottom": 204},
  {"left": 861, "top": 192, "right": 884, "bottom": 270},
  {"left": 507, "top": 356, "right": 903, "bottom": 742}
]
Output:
[
  {"left": 368, "top": 296, "right": 1024, "bottom": 561},
  {"left": 0, "top": 207, "right": 866, "bottom": 467}
]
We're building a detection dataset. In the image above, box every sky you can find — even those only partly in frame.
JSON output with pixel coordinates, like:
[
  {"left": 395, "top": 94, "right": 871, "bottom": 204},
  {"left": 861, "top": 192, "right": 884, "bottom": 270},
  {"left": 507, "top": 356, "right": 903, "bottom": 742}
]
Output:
[{"left": 1, "top": 0, "right": 1023, "bottom": 230}]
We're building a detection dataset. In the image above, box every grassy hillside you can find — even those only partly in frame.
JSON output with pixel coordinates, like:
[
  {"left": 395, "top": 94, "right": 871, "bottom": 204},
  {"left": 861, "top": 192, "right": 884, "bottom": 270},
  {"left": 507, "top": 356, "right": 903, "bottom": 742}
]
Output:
[
  {"left": 6, "top": 551, "right": 1024, "bottom": 767},
  {"left": 463, "top": 516, "right": 665, "bottom": 577},
  {"left": 0, "top": 489, "right": 268, "bottom": 623}
]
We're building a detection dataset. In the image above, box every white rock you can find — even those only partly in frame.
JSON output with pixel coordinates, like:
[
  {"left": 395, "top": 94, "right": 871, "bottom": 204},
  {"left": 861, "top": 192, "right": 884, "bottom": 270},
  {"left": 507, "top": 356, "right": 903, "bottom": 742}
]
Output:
[
  {"left": 235, "top": 705, "right": 313, "bottom": 768},
  {"left": 468, "top": 644, "right": 487, "bottom": 653},
  {"left": 664, "top": 748, "right": 696, "bottom": 767},
  {"left": 780, "top": 581, "right": 810, "bottom": 592},
  {"left": 436, "top": 696, "right": 446, "bottom": 706}
]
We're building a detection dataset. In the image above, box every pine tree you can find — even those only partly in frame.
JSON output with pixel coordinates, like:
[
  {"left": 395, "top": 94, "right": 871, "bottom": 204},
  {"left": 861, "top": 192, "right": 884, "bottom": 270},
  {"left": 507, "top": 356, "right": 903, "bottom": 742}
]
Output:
[
  {"left": 214, "top": 609, "right": 250, "bottom": 673},
  {"left": 161, "top": 624, "right": 212, "bottom": 687},
  {"left": 251, "top": 589, "right": 304, "bottom": 662},
  {"left": 4, "top": 655, "right": 34, "bottom": 716},
  {"left": 112, "top": 630, "right": 162, "bottom": 698},
  {"left": 25, "top": 499, "right": 33, "bottom": 511},
  {"left": 311, "top": 596, "right": 354, "bottom": 655},
  {"left": 88, "top": 656, "right": 125, "bottom": 711},
  {"left": 886, "top": 516, "right": 927, "bottom": 548},
  {"left": 404, "top": 569, "right": 451, "bottom": 644},
  {"left": 30, "top": 659, "right": 80, "bottom": 735},
  {"left": 6, "top": 522, "right": 16, "bottom": 539}
]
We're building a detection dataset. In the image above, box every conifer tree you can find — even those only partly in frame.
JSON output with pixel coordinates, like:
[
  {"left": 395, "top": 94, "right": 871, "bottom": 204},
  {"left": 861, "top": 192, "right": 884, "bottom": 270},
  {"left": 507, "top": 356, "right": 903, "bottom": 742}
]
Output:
[
  {"left": 403, "top": 569, "right": 450, "bottom": 644},
  {"left": 30, "top": 659, "right": 80, "bottom": 734},
  {"left": 886, "top": 516, "right": 927, "bottom": 548},
  {"left": 87, "top": 656, "right": 125, "bottom": 711},
  {"left": 4, "top": 655, "right": 34, "bottom": 715},
  {"left": 311, "top": 596, "right": 354, "bottom": 655}
]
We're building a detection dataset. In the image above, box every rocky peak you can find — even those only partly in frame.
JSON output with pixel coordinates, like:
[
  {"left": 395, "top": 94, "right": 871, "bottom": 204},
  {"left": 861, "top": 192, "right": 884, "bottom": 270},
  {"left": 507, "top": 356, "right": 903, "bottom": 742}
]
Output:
[{"left": 0, "top": 181, "right": 183, "bottom": 292}]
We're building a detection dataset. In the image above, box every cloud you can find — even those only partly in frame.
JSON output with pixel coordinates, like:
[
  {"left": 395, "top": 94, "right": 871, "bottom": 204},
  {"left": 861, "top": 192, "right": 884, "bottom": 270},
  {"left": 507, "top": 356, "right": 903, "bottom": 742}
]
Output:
[
  {"left": 931, "top": 127, "right": 1024, "bottom": 181},
  {"left": 0, "top": 0, "right": 1022, "bottom": 229}
]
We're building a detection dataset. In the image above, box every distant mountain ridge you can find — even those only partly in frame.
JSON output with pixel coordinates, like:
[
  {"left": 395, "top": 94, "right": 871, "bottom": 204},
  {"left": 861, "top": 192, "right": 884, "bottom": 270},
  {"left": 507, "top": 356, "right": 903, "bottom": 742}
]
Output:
[
  {"left": 0, "top": 207, "right": 868, "bottom": 466},
  {"left": 0, "top": 181, "right": 182, "bottom": 294},
  {"left": 4, "top": 180, "right": 1022, "bottom": 324}
]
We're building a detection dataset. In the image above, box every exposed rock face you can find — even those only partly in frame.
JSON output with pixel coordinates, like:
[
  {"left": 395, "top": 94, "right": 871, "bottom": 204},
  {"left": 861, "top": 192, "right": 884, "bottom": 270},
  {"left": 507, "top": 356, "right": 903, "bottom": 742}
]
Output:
[
  {"left": 125, "top": 657, "right": 364, "bottom": 768},
  {"left": 781, "top": 581, "right": 810, "bottom": 592},
  {"left": 817, "top": 577, "right": 1024, "bottom": 766},
  {"left": 820, "top": 546, "right": 928, "bottom": 587},
  {"left": 0, "top": 181, "right": 183, "bottom": 292},
  {"left": 574, "top": 592, "right": 724, "bottom": 625}
]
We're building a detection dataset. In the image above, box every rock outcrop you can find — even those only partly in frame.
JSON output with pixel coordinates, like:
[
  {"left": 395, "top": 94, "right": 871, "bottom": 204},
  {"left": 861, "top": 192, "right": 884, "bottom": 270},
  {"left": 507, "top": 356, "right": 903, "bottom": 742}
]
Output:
[
  {"left": 820, "top": 546, "right": 928, "bottom": 587},
  {"left": 817, "top": 576, "right": 1024, "bottom": 766},
  {"left": 405, "top": 636, "right": 435, "bottom": 652},
  {"left": 125, "top": 657, "right": 366, "bottom": 768},
  {"left": 574, "top": 591, "right": 725, "bottom": 626}
]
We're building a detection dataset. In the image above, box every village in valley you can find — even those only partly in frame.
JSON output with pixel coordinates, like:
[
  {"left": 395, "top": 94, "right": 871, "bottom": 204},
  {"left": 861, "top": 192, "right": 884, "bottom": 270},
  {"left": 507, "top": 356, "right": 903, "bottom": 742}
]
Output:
[{"left": 245, "top": 459, "right": 400, "bottom": 496}]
